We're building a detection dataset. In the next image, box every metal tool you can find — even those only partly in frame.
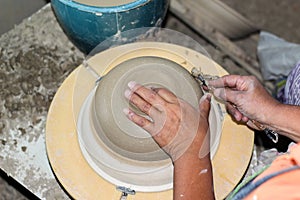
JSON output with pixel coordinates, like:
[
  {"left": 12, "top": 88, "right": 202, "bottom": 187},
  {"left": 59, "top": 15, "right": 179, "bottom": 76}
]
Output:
[
  {"left": 191, "top": 67, "right": 218, "bottom": 91},
  {"left": 251, "top": 120, "right": 279, "bottom": 143},
  {"left": 191, "top": 67, "right": 279, "bottom": 143},
  {"left": 116, "top": 186, "right": 136, "bottom": 200}
]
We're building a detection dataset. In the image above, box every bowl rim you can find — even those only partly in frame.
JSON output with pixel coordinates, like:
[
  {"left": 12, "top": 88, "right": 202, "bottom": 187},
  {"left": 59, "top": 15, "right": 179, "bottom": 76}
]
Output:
[{"left": 54, "top": 0, "right": 151, "bottom": 13}]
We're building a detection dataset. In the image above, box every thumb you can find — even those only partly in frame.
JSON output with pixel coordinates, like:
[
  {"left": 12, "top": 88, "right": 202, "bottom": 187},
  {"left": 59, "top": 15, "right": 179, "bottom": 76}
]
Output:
[
  {"left": 198, "top": 94, "right": 212, "bottom": 159},
  {"left": 199, "top": 94, "right": 211, "bottom": 120}
]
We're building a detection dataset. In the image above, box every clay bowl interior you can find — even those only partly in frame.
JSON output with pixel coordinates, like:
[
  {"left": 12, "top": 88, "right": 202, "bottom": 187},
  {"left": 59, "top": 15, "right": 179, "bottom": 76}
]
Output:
[{"left": 92, "top": 56, "right": 203, "bottom": 162}]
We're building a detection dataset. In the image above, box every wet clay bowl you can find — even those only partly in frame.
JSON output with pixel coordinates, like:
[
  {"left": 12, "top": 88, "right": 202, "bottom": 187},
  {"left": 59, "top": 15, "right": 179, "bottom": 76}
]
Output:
[
  {"left": 92, "top": 56, "right": 203, "bottom": 162},
  {"left": 51, "top": 0, "right": 169, "bottom": 54}
]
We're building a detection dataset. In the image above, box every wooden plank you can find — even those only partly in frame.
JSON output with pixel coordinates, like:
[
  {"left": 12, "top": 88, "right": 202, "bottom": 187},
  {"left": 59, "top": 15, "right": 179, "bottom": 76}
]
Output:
[{"left": 169, "top": 0, "right": 265, "bottom": 83}]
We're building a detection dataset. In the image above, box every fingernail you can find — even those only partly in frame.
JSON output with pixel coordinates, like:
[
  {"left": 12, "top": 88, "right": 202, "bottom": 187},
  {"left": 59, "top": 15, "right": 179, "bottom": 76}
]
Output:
[
  {"left": 123, "top": 108, "right": 134, "bottom": 119},
  {"left": 128, "top": 81, "right": 137, "bottom": 90},
  {"left": 206, "top": 93, "right": 212, "bottom": 102},
  {"left": 202, "top": 85, "right": 209, "bottom": 91},
  {"left": 151, "top": 87, "right": 159, "bottom": 93},
  {"left": 123, "top": 108, "right": 129, "bottom": 115},
  {"left": 124, "top": 89, "right": 132, "bottom": 99},
  {"left": 246, "top": 120, "right": 252, "bottom": 126},
  {"left": 234, "top": 113, "right": 241, "bottom": 121},
  {"left": 200, "top": 93, "right": 211, "bottom": 103}
]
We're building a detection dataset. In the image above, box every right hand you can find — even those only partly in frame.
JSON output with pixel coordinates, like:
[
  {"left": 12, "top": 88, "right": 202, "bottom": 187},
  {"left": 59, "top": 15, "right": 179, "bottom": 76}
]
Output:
[
  {"left": 123, "top": 81, "right": 211, "bottom": 162},
  {"left": 208, "top": 75, "right": 280, "bottom": 128}
]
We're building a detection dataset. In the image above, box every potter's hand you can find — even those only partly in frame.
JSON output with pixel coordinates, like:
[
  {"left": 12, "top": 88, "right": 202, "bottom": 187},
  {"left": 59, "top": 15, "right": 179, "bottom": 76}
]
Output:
[
  {"left": 208, "top": 75, "right": 280, "bottom": 129},
  {"left": 123, "top": 81, "right": 211, "bottom": 162}
]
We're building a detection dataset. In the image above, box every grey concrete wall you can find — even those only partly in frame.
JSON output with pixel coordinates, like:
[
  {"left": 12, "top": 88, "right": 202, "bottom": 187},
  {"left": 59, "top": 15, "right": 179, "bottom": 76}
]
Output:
[{"left": 0, "top": 0, "right": 48, "bottom": 35}]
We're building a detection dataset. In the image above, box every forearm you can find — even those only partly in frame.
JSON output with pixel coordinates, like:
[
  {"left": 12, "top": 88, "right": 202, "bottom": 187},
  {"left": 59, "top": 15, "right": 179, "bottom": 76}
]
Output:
[
  {"left": 173, "top": 154, "right": 215, "bottom": 200},
  {"left": 265, "top": 104, "right": 300, "bottom": 142}
]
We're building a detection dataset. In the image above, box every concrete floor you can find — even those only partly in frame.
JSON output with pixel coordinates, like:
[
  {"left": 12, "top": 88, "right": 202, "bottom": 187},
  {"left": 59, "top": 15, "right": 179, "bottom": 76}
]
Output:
[
  {"left": 0, "top": 1, "right": 48, "bottom": 199},
  {"left": 0, "top": 0, "right": 48, "bottom": 35},
  {"left": 0, "top": 0, "right": 300, "bottom": 199}
]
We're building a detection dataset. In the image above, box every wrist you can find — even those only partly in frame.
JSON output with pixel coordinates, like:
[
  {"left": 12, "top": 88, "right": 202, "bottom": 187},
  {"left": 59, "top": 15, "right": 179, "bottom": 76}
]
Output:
[
  {"left": 173, "top": 143, "right": 210, "bottom": 166},
  {"left": 260, "top": 99, "right": 282, "bottom": 125},
  {"left": 262, "top": 104, "right": 300, "bottom": 141},
  {"left": 168, "top": 127, "right": 210, "bottom": 163}
]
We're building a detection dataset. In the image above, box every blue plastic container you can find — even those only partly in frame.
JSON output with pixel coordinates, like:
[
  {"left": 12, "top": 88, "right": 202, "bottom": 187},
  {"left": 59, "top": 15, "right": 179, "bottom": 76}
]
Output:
[{"left": 51, "top": 0, "right": 169, "bottom": 54}]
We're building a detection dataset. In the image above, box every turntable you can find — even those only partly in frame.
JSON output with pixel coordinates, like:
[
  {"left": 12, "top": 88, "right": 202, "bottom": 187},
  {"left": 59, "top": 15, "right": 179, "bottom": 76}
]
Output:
[{"left": 46, "top": 30, "right": 254, "bottom": 199}]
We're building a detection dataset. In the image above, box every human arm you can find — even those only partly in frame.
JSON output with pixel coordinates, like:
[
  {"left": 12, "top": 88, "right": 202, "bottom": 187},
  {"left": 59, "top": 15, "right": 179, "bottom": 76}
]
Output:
[
  {"left": 208, "top": 75, "right": 300, "bottom": 142},
  {"left": 123, "top": 81, "right": 215, "bottom": 200},
  {"left": 173, "top": 145, "right": 214, "bottom": 200}
]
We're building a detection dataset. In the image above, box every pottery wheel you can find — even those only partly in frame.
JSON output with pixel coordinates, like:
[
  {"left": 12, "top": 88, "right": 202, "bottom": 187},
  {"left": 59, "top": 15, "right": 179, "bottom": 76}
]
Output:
[
  {"left": 46, "top": 42, "right": 254, "bottom": 200},
  {"left": 77, "top": 54, "right": 224, "bottom": 192}
]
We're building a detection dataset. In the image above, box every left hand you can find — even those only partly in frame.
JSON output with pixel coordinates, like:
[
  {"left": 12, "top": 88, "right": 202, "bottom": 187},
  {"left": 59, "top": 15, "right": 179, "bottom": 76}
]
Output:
[
  {"left": 123, "top": 81, "right": 211, "bottom": 162},
  {"left": 208, "top": 75, "right": 280, "bottom": 130}
]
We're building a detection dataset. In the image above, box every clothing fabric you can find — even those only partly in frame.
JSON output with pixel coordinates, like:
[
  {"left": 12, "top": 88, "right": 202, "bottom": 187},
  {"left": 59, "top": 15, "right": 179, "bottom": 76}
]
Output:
[
  {"left": 229, "top": 143, "right": 300, "bottom": 200},
  {"left": 283, "top": 62, "right": 300, "bottom": 105},
  {"left": 257, "top": 31, "right": 300, "bottom": 81},
  {"left": 232, "top": 165, "right": 300, "bottom": 200},
  {"left": 276, "top": 62, "right": 300, "bottom": 105}
]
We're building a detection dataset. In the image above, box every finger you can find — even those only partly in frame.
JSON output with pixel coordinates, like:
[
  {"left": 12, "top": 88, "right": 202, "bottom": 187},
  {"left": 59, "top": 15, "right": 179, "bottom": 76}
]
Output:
[
  {"left": 241, "top": 116, "right": 249, "bottom": 123},
  {"left": 226, "top": 103, "right": 243, "bottom": 121},
  {"left": 123, "top": 108, "right": 154, "bottom": 133},
  {"left": 125, "top": 89, "right": 161, "bottom": 118},
  {"left": 198, "top": 94, "right": 211, "bottom": 159},
  {"left": 199, "top": 94, "right": 211, "bottom": 121},
  {"left": 208, "top": 75, "right": 245, "bottom": 89},
  {"left": 128, "top": 81, "right": 166, "bottom": 110},
  {"left": 213, "top": 88, "right": 240, "bottom": 105},
  {"left": 152, "top": 88, "right": 178, "bottom": 104}
]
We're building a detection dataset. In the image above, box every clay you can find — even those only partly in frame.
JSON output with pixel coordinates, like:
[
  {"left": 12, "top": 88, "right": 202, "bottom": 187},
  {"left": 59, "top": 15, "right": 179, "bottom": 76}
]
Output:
[
  {"left": 74, "top": 0, "right": 136, "bottom": 7},
  {"left": 93, "top": 56, "right": 203, "bottom": 162}
]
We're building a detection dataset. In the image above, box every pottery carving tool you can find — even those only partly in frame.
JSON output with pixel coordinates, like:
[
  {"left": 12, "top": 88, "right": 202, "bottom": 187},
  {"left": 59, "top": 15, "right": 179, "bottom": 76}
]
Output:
[{"left": 191, "top": 67, "right": 279, "bottom": 143}]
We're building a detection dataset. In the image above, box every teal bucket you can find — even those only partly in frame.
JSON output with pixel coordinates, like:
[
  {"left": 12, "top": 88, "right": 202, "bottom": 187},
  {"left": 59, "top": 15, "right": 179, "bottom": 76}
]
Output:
[{"left": 51, "top": 0, "right": 169, "bottom": 54}]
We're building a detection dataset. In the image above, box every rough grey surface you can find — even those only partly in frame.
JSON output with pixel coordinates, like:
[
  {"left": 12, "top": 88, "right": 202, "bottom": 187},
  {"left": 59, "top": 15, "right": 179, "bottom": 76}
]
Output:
[
  {"left": 0, "top": 0, "right": 48, "bottom": 35},
  {"left": 0, "top": 4, "right": 83, "bottom": 199}
]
